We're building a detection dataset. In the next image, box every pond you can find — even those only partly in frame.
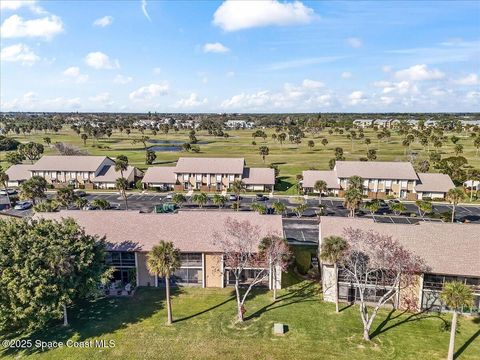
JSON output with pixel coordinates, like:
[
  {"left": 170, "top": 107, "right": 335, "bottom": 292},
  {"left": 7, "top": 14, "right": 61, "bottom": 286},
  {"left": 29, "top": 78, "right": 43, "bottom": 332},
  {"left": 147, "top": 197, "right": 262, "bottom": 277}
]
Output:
[{"left": 148, "top": 139, "right": 208, "bottom": 152}]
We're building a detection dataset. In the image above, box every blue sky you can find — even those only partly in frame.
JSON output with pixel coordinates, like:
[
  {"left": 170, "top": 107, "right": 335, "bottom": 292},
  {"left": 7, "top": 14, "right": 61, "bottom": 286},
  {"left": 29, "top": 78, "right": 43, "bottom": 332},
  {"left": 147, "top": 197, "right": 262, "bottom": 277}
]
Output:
[{"left": 1, "top": 0, "right": 479, "bottom": 112}]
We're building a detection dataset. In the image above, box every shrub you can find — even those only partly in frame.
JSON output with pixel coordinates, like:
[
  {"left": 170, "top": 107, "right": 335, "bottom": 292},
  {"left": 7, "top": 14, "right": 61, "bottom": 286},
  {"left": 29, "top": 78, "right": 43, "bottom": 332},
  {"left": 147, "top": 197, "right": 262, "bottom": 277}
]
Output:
[
  {"left": 294, "top": 249, "right": 312, "bottom": 275},
  {"left": 136, "top": 179, "right": 143, "bottom": 190}
]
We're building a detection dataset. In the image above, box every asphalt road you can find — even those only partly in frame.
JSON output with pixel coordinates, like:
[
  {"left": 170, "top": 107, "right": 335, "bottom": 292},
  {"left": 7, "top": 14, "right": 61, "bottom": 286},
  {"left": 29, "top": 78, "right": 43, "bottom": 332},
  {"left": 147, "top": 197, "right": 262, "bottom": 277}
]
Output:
[{"left": 2, "top": 192, "right": 480, "bottom": 245}]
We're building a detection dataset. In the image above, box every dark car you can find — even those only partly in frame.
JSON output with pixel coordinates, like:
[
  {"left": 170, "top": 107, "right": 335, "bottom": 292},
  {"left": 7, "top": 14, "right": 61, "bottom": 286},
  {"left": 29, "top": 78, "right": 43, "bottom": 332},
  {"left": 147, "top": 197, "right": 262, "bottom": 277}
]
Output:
[
  {"left": 256, "top": 194, "right": 268, "bottom": 201},
  {"left": 74, "top": 190, "right": 87, "bottom": 197}
]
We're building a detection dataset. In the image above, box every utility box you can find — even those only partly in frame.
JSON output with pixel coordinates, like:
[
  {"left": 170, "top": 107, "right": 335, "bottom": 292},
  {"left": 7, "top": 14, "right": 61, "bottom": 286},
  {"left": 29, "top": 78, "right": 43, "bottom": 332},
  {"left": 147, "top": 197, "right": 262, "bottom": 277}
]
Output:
[{"left": 273, "top": 323, "right": 286, "bottom": 336}]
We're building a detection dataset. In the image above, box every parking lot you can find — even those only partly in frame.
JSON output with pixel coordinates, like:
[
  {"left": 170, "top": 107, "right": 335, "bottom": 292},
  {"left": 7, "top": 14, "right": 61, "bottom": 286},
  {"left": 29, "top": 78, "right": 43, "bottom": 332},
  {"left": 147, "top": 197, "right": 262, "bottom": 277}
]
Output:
[{"left": 2, "top": 192, "right": 480, "bottom": 245}]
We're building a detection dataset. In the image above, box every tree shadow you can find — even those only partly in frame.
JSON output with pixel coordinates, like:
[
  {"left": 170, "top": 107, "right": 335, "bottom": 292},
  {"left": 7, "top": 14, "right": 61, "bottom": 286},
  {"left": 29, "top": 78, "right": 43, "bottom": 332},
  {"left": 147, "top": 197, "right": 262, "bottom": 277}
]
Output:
[
  {"left": 369, "top": 308, "right": 448, "bottom": 340},
  {"left": 339, "top": 303, "right": 354, "bottom": 313},
  {"left": 173, "top": 294, "right": 236, "bottom": 323},
  {"left": 454, "top": 317, "right": 480, "bottom": 359},
  {"left": 275, "top": 177, "right": 293, "bottom": 192},
  {"left": 0, "top": 287, "right": 181, "bottom": 357},
  {"left": 245, "top": 281, "right": 318, "bottom": 321}
]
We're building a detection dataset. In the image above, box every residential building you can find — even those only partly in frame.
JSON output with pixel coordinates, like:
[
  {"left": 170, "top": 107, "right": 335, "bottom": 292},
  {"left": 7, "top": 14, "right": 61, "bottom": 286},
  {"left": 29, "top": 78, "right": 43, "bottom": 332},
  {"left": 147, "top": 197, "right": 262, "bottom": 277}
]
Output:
[
  {"left": 36, "top": 211, "right": 284, "bottom": 289},
  {"left": 8, "top": 156, "right": 141, "bottom": 189},
  {"left": 224, "top": 120, "right": 255, "bottom": 129},
  {"left": 319, "top": 217, "right": 479, "bottom": 314},
  {"left": 142, "top": 157, "right": 275, "bottom": 192},
  {"left": 5, "top": 164, "right": 32, "bottom": 187},
  {"left": 301, "top": 161, "right": 454, "bottom": 200}
]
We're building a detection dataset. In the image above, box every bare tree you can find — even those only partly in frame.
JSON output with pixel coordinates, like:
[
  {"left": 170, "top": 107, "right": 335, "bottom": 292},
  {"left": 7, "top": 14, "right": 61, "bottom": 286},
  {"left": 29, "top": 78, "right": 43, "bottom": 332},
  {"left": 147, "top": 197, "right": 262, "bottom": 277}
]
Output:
[
  {"left": 213, "top": 218, "right": 279, "bottom": 322},
  {"left": 54, "top": 142, "right": 87, "bottom": 156},
  {"left": 339, "top": 227, "right": 426, "bottom": 341},
  {"left": 259, "top": 235, "right": 292, "bottom": 301}
]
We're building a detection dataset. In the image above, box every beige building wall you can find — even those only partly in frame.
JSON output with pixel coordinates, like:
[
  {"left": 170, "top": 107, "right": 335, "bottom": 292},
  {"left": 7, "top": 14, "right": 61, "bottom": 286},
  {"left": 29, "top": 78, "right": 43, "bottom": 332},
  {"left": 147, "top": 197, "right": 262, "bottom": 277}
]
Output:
[
  {"left": 204, "top": 253, "right": 223, "bottom": 288},
  {"left": 136, "top": 252, "right": 156, "bottom": 286},
  {"left": 398, "top": 274, "right": 423, "bottom": 312}
]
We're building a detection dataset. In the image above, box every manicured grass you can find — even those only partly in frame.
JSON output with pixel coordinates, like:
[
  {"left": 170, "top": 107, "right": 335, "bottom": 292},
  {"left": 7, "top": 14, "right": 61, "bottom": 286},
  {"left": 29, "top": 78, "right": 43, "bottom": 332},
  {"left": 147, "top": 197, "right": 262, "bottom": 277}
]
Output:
[
  {"left": 1, "top": 281, "right": 479, "bottom": 359},
  {"left": 2, "top": 127, "right": 479, "bottom": 194}
]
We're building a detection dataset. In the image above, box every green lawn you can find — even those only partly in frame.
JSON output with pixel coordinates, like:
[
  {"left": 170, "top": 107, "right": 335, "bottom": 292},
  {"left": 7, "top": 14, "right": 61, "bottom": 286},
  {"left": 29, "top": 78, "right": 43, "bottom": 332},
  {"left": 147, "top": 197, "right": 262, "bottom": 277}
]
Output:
[
  {"left": 1, "top": 281, "right": 479, "bottom": 360},
  {"left": 2, "top": 127, "right": 479, "bottom": 194}
]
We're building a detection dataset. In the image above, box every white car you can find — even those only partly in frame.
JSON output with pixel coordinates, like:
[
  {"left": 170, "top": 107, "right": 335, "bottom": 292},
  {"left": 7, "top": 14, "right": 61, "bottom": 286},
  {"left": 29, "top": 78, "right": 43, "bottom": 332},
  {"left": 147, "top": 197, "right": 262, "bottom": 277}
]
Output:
[
  {"left": 166, "top": 193, "right": 174, "bottom": 200},
  {"left": 14, "top": 201, "right": 32, "bottom": 210},
  {"left": 0, "top": 188, "right": 17, "bottom": 196}
]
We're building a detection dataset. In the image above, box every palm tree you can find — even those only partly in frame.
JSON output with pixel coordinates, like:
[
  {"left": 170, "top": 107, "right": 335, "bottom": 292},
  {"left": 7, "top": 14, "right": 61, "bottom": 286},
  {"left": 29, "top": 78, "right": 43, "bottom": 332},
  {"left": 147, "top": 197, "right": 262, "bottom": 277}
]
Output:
[
  {"left": 441, "top": 281, "right": 474, "bottom": 360},
  {"left": 191, "top": 192, "right": 208, "bottom": 208},
  {"left": 231, "top": 180, "right": 245, "bottom": 211},
  {"left": 259, "top": 146, "right": 269, "bottom": 163},
  {"left": 75, "top": 196, "right": 88, "bottom": 210},
  {"left": 116, "top": 178, "right": 129, "bottom": 210},
  {"left": 272, "top": 201, "right": 286, "bottom": 215},
  {"left": 348, "top": 175, "right": 364, "bottom": 191},
  {"left": 415, "top": 200, "right": 432, "bottom": 217},
  {"left": 81, "top": 133, "right": 88, "bottom": 146},
  {"left": 114, "top": 155, "right": 129, "bottom": 179},
  {"left": 147, "top": 241, "right": 181, "bottom": 325},
  {"left": 364, "top": 200, "right": 380, "bottom": 215},
  {"left": 320, "top": 236, "right": 348, "bottom": 313},
  {"left": 446, "top": 187, "right": 466, "bottom": 223},
  {"left": 0, "top": 167, "right": 12, "bottom": 208},
  {"left": 212, "top": 194, "right": 227, "bottom": 209},
  {"left": 172, "top": 193, "right": 186, "bottom": 208},
  {"left": 314, "top": 180, "right": 328, "bottom": 205},
  {"left": 343, "top": 188, "right": 362, "bottom": 217}
]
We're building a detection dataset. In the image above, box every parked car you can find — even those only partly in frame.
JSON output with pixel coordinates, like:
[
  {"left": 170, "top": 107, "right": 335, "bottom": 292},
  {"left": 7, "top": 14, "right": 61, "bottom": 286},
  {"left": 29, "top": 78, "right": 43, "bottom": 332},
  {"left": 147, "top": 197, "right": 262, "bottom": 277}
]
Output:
[
  {"left": 256, "top": 194, "right": 268, "bottom": 201},
  {"left": 82, "top": 203, "right": 99, "bottom": 211},
  {"left": 109, "top": 203, "right": 121, "bottom": 210},
  {"left": 14, "top": 201, "right": 32, "bottom": 210},
  {"left": 0, "top": 188, "right": 17, "bottom": 196},
  {"left": 229, "top": 194, "right": 238, "bottom": 201},
  {"left": 387, "top": 199, "right": 400, "bottom": 204},
  {"left": 74, "top": 190, "right": 87, "bottom": 197},
  {"left": 165, "top": 193, "right": 174, "bottom": 200}
]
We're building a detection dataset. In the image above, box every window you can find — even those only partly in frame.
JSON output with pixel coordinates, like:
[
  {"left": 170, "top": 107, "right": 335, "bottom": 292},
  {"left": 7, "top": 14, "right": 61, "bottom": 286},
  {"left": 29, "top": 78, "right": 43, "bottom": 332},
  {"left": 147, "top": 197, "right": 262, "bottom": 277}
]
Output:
[
  {"left": 106, "top": 251, "right": 136, "bottom": 267},
  {"left": 183, "top": 174, "right": 189, "bottom": 181},
  {"left": 216, "top": 174, "right": 222, "bottom": 181},
  {"left": 83, "top": 172, "right": 89, "bottom": 180},
  {"left": 228, "top": 175, "right": 234, "bottom": 181}
]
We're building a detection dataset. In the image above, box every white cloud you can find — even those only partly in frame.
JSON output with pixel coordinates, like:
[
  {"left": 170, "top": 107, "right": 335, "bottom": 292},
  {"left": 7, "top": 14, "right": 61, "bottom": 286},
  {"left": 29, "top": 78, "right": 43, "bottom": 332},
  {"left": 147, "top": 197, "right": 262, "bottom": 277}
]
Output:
[
  {"left": 153, "top": 67, "right": 161, "bottom": 75},
  {"left": 0, "top": 43, "right": 39, "bottom": 65},
  {"left": 395, "top": 64, "right": 445, "bottom": 81},
  {"left": 341, "top": 71, "right": 352, "bottom": 79},
  {"left": 203, "top": 42, "right": 230, "bottom": 53},
  {"left": 220, "top": 79, "right": 333, "bottom": 110},
  {"left": 347, "top": 37, "right": 363, "bottom": 48},
  {"left": 85, "top": 51, "right": 119, "bottom": 69},
  {"left": 63, "top": 66, "right": 88, "bottom": 83},
  {"left": 0, "top": 0, "right": 46, "bottom": 14},
  {"left": 382, "top": 65, "right": 392, "bottom": 73},
  {"left": 455, "top": 73, "right": 479, "bottom": 86},
  {"left": 89, "top": 92, "right": 113, "bottom": 106},
  {"left": 93, "top": 16, "right": 113, "bottom": 27},
  {"left": 129, "top": 82, "right": 169, "bottom": 101},
  {"left": 114, "top": 74, "right": 133, "bottom": 84},
  {"left": 1, "top": 91, "right": 38, "bottom": 110},
  {"left": 141, "top": 0, "right": 151, "bottom": 21},
  {"left": 348, "top": 91, "right": 367, "bottom": 105},
  {"left": 381, "top": 81, "right": 418, "bottom": 95},
  {"left": 0, "top": 14, "right": 63, "bottom": 39},
  {"left": 213, "top": 0, "right": 314, "bottom": 31},
  {"left": 44, "top": 97, "right": 81, "bottom": 110},
  {"left": 174, "top": 93, "right": 208, "bottom": 108},
  {"left": 302, "top": 79, "right": 324, "bottom": 89},
  {"left": 267, "top": 56, "right": 346, "bottom": 71}
]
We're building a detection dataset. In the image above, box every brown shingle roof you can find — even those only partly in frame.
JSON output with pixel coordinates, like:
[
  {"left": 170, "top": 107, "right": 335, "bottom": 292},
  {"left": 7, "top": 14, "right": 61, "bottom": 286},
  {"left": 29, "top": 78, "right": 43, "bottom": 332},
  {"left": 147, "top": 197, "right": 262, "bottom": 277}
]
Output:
[
  {"left": 302, "top": 170, "right": 340, "bottom": 189},
  {"left": 5, "top": 164, "right": 32, "bottom": 181},
  {"left": 415, "top": 173, "right": 455, "bottom": 193},
  {"left": 175, "top": 157, "right": 245, "bottom": 174},
  {"left": 35, "top": 211, "right": 283, "bottom": 253},
  {"left": 335, "top": 161, "right": 418, "bottom": 180},
  {"left": 30, "top": 156, "right": 110, "bottom": 172},
  {"left": 242, "top": 167, "right": 275, "bottom": 185},
  {"left": 319, "top": 217, "right": 480, "bottom": 277},
  {"left": 141, "top": 167, "right": 176, "bottom": 184}
]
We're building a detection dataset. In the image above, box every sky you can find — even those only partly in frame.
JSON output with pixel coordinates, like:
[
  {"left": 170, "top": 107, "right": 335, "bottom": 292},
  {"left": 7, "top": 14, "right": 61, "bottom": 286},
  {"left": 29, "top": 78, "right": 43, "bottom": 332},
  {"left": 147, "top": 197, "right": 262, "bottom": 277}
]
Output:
[{"left": 0, "top": 0, "right": 479, "bottom": 113}]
